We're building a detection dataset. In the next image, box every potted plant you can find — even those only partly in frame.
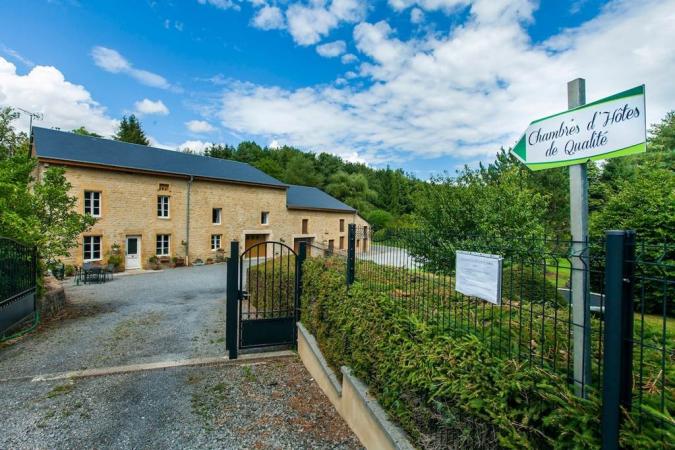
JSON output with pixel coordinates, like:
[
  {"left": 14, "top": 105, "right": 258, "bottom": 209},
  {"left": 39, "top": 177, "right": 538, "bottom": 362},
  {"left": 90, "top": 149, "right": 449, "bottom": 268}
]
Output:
[
  {"left": 174, "top": 256, "right": 185, "bottom": 267},
  {"left": 148, "top": 255, "right": 160, "bottom": 270},
  {"left": 206, "top": 257, "right": 214, "bottom": 265},
  {"left": 215, "top": 248, "right": 226, "bottom": 263}
]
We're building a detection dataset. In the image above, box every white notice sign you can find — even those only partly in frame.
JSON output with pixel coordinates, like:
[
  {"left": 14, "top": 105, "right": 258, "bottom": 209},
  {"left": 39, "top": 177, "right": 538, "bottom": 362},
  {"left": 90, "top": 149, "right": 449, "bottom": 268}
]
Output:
[{"left": 455, "top": 251, "right": 503, "bottom": 305}]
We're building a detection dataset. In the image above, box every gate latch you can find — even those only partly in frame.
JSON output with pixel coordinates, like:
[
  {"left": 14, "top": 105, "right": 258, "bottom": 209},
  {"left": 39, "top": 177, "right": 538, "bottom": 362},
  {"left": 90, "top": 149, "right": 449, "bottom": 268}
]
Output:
[{"left": 239, "top": 290, "right": 249, "bottom": 300}]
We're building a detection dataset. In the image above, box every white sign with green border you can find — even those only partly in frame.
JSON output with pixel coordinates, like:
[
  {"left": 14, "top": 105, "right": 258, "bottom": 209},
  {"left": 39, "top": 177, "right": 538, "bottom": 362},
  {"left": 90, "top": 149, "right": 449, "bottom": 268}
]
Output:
[{"left": 512, "top": 85, "right": 646, "bottom": 171}]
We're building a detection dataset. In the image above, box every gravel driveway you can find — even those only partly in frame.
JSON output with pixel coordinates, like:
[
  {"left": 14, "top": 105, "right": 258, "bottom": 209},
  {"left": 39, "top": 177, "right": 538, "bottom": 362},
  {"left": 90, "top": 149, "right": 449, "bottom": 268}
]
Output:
[
  {"left": 0, "top": 265, "right": 361, "bottom": 449},
  {"left": 1, "top": 264, "right": 228, "bottom": 380},
  {"left": 0, "top": 357, "right": 361, "bottom": 449}
]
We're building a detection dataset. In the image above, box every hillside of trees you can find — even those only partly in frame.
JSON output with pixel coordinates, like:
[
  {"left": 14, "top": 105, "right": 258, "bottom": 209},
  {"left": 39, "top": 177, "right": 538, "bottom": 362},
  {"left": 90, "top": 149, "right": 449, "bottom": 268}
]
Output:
[{"left": 194, "top": 142, "right": 423, "bottom": 231}]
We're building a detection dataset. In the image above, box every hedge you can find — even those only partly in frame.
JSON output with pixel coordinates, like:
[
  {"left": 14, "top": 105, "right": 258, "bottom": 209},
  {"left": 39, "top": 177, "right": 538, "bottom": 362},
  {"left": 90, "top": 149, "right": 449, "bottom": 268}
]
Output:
[{"left": 300, "top": 256, "right": 663, "bottom": 449}]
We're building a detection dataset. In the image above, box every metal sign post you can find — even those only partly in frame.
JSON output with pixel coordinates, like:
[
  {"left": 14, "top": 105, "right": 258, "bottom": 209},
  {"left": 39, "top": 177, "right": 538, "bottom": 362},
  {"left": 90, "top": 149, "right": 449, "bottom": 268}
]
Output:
[{"left": 567, "top": 78, "right": 591, "bottom": 397}]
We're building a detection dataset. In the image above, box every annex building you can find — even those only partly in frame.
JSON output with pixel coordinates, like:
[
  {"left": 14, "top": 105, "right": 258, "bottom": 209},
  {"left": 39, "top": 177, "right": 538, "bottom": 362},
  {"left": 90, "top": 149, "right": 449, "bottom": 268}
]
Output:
[{"left": 31, "top": 127, "right": 368, "bottom": 270}]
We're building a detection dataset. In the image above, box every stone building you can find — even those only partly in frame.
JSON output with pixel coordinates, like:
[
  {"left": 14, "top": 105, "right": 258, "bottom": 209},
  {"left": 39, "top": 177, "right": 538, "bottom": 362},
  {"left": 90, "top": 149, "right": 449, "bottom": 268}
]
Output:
[{"left": 32, "top": 127, "right": 368, "bottom": 270}]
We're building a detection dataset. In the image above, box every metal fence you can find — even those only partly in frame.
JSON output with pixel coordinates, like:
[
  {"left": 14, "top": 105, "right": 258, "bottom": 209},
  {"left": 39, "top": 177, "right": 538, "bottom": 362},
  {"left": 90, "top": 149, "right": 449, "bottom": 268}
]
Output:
[
  {"left": 344, "top": 225, "right": 673, "bottom": 448},
  {"left": 0, "top": 237, "right": 38, "bottom": 338}
]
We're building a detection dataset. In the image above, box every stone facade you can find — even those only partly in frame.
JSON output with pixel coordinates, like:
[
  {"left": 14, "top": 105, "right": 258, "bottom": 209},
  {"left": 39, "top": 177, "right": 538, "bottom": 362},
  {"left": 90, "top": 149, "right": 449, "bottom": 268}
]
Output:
[{"left": 37, "top": 163, "right": 368, "bottom": 270}]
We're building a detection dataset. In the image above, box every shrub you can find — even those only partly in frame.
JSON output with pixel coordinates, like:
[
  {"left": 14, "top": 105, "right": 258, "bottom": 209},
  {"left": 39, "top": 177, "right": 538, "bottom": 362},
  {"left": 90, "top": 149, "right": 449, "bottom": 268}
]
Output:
[
  {"left": 246, "top": 256, "right": 297, "bottom": 317},
  {"left": 64, "top": 264, "right": 75, "bottom": 277},
  {"left": 300, "top": 257, "right": 661, "bottom": 449}
]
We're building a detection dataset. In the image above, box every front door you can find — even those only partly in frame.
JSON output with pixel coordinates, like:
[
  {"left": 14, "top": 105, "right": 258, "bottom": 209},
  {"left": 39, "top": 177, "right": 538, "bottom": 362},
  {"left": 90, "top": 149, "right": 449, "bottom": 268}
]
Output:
[{"left": 125, "top": 236, "right": 141, "bottom": 269}]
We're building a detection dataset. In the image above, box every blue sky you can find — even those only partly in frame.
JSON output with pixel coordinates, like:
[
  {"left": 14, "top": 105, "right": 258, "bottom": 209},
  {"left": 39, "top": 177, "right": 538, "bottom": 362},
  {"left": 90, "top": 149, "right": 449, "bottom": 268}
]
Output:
[{"left": 1, "top": 0, "right": 673, "bottom": 177}]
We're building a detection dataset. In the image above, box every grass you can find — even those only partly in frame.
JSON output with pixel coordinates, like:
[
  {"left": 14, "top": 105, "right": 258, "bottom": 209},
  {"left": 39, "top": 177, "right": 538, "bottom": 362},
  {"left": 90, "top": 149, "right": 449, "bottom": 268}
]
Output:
[{"left": 47, "top": 383, "right": 74, "bottom": 398}]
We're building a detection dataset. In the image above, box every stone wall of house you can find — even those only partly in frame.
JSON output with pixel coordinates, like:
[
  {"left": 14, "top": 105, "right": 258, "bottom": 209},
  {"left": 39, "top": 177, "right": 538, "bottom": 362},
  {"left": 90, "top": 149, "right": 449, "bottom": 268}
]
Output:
[{"left": 42, "top": 163, "right": 369, "bottom": 269}]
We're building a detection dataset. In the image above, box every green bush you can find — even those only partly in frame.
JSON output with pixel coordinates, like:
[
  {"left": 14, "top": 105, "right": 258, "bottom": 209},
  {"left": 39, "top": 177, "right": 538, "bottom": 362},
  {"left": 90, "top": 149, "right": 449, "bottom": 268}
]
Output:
[
  {"left": 246, "top": 256, "right": 297, "bottom": 317},
  {"left": 301, "top": 257, "right": 665, "bottom": 449}
]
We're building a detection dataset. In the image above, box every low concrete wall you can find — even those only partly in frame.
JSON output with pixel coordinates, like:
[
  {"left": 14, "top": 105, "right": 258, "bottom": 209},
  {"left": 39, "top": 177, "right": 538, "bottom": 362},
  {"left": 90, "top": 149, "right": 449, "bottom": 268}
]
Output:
[{"left": 297, "top": 323, "right": 415, "bottom": 450}]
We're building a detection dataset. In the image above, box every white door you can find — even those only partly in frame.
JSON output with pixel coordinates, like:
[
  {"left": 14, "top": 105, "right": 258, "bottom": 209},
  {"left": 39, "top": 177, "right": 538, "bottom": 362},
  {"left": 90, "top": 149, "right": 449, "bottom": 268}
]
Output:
[{"left": 125, "top": 236, "right": 141, "bottom": 269}]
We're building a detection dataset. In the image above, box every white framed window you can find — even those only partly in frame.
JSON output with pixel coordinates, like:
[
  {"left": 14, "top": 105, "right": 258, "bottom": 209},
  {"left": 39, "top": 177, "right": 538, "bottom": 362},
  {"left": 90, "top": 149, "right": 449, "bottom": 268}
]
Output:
[
  {"left": 261, "top": 211, "right": 269, "bottom": 225},
  {"left": 83, "top": 236, "right": 101, "bottom": 261},
  {"left": 156, "top": 234, "right": 170, "bottom": 256},
  {"left": 84, "top": 191, "right": 101, "bottom": 217},
  {"left": 211, "top": 234, "right": 222, "bottom": 250},
  {"left": 212, "top": 208, "right": 222, "bottom": 225},
  {"left": 157, "top": 196, "right": 170, "bottom": 218}
]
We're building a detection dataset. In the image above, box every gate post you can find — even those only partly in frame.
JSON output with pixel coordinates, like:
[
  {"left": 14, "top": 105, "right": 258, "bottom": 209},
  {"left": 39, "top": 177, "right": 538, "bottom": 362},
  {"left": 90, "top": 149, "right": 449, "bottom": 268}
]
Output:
[
  {"left": 347, "top": 223, "right": 356, "bottom": 286},
  {"left": 602, "top": 230, "right": 635, "bottom": 449},
  {"left": 226, "top": 240, "right": 239, "bottom": 360},
  {"left": 296, "top": 242, "right": 307, "bottom": 324}
]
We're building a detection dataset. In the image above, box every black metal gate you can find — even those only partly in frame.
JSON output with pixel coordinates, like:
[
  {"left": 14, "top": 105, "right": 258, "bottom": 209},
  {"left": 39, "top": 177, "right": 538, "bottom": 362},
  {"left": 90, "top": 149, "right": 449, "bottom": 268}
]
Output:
[
  {"left": 226, "top": 240, "right": 306, "bottom": 358},
  {"left": 0, "top": 237, "right": 37, "bottom": 338}
]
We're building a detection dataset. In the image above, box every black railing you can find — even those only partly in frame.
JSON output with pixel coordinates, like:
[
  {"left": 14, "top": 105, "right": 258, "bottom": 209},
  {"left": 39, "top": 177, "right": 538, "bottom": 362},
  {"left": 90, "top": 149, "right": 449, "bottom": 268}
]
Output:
[{"left": 0, "top": 237, "right": 38, "bottom": 338}]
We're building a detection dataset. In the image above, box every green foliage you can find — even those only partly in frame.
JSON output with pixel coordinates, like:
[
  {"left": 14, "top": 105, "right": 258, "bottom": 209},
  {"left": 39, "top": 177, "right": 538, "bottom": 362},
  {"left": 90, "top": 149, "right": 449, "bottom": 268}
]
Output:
[
  {"left": 363, "top": 209, "right": 393, "bottom": 232},
  {"left": 325, "top": 171, "right": 378, "bottom": 212},
  {"left": 71, "top": 126, "right": 101, "bottom": 138},
  {"left": 301, "top": 258, "right": 602, "bottom": 449},
  {"left": 32, "top": 166, "right": 97, "bottom": 261},
  {"left": 409, "top": 168, "right": 549, "bottom": 271},
  {"left": 246, "top": 256, "right": 297, "bottom": 316},
  {"left": 0, "top": 109, "right": 95, "bottom": 262},
  {"left": 0, "top": 107, "right": 29, "bottom": 158},
  {"left": 301, "top": 258, "right": 669, "bottom": 449},
  {"left": 114, "top": 114, "right": 149, "bottom": 145}
]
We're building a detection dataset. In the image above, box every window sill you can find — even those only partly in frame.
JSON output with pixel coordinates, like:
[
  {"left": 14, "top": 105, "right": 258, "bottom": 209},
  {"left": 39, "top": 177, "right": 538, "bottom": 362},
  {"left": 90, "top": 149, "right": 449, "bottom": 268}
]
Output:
[{"left": 158, "top": 217, "right": 171, "bottom": 220}]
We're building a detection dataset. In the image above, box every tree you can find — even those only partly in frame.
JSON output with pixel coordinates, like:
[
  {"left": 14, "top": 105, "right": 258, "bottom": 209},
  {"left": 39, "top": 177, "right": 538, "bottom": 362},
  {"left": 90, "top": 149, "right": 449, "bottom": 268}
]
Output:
[
  {"left": 363, "top": 209, "right": 393, "bottom": 232},
  {"left": 72, "top": 126, "right": 101, "bottom": 138},
  {"left": 284, "top": 154, "right": 323, "bottom": 186},
  {"left": 0, "top": 108, "right": 95, "bottom": 262},
  {"left": 409, "top": 167, "right": 549, "bottom": 271},
  {"left": 0, "top": 107, "right": 28, "bottom": 158},
  {"left": 325, "top": 171, "right": 378, "bottom": 212},
  {"left": 114, "top": 115, "right": 149, "bottom": 145}
]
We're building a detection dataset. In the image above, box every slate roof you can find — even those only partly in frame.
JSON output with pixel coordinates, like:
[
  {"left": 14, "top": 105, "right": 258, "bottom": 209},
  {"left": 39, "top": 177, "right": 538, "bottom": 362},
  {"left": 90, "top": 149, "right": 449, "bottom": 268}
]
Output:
[
  {"left": 286, "top": 185, "right": 356, "bottom": 213},
  {"left": 32, "top": 127, "right": 287, "bottom": 188}
]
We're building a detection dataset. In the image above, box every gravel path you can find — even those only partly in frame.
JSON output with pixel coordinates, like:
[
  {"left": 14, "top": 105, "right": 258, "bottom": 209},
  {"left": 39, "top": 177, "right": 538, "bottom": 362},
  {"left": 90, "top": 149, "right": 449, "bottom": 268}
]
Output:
[
  {"left": 0, "top": 265, "right": 361, "bottom": 449},
  {"left": 0, "top": 357, "right": 362, "bottom": 449},
  {"left": 0, "top": 264, "right": 227, "bottom": 379}
]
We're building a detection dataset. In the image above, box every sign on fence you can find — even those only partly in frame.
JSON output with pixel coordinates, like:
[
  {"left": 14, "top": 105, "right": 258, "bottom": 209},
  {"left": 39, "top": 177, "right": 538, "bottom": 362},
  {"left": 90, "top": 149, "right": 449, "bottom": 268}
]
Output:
[
  {"left": 455, "top": 251, "right": 503, "bottom": 305},
  {"left": 511, "top": 85, "right": 646, "bottom": 171}
]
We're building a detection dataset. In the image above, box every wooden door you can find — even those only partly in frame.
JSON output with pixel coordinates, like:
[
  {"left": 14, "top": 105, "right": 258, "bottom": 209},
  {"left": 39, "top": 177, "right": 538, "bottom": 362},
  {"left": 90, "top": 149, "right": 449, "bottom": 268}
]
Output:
[{"left": 244, "top": 234, "right": 268, "bottom": 258}]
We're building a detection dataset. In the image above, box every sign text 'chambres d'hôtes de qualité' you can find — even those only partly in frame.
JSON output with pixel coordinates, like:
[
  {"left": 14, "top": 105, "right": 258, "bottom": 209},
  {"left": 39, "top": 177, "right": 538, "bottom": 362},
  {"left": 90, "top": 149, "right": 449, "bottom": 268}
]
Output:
[{"left": 512, "top": 85, "right": 646, "bottom": 171}]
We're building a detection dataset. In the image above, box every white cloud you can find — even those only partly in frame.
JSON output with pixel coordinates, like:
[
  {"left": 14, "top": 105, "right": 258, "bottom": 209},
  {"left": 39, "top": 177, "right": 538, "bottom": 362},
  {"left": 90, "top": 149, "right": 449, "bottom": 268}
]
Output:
[
  {"left": 0, "top": 57, "right": 117, "bottom": 136},
  {"left": 215, "top": 0, "right": 675, "bottom": 165},
  {"left": 341, "top": 53, "right": 358, "bottom": 64},
  {"left": 134, "top": 98, "right": 169, "bottom": 115},
  {"left": 284, "top": 0, "right": 367, "bottom": 46},
  {"left": 1, "top": 46, "right": 34, "bottom": 68},
  {"left": 268, "top": 139, "right": 282, "bottom": 149},
  {"left": 410, "top": 7, "right": 424, "bottom": 23},
  {"left": 91, "top": 46, "right": 172, "bottom": 90},
  {"left": 252, "top": 5, "right": 285, "bottom": 30},
  {"left": 186, "top": 119, "right": 216, "bottom": 133},
  {"left": 197, "top": 0, "right": 240, "bottom": 11},
  {"left": 286, "top": 4, "right": 339, "bottom": 46},
  {"left": 316, "top": 40, "right": 347, "bottom": 57},
  {"left": 178, "top": 139, "right": 212, "bottom": 153}
]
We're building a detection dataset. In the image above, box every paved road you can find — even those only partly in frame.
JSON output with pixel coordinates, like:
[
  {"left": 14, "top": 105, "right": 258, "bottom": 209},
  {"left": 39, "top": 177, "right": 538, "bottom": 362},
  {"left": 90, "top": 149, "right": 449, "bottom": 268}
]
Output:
[
  {"left": 0, "top": 265, "right": 360, "bottom": 449},
  {"left": 358, "top": 243, "right": 421, "bottom": 269}
]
